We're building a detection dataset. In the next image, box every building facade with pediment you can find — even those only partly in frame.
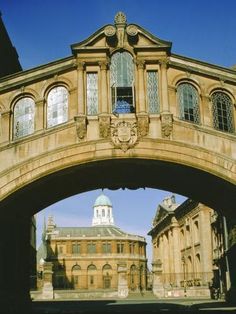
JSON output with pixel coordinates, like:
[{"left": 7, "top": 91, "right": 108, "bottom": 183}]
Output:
[
  {"left": 0, "top": 10, "right": 236, "bottom": 311},
  {"left": 36, "top": 194, "right": 147, "bottom": 299},
  {"left": 148, "top": 196, "right": 229, "bottom": 299}
]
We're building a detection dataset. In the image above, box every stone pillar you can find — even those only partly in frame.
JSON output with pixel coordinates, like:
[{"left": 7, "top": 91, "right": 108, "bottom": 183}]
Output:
[
  {"left": 152, "top": 260, "right": 164, "bottom": 298},
  {"left": 0, "top": 110, "right": 11, "bottom": 143},
  {"left": 159, "top": 58, "right": 169, "bottom": 112},
  {"left": 136, "top": 59, "right": 146, "bottom": 113},
  {"left": 99, "top": 61, "right": 109, "bottom": 114},
  {"left": 42, "top": 262, "right": 54, "bottom": 299},
  {"left": 117, "top": 262, "right": 128, "bottom": 298},
  {"left": 77, "top": 61, "right": 85, "bottom": 115},
  {"left": 0, "top": 214, "right": 32, "bottom": 314},
  {"left": 35, "top": 98, "right": 44, "bottom": 131},
  {"left": 172, "top": 220, "right": 182, "bottom": 288}
]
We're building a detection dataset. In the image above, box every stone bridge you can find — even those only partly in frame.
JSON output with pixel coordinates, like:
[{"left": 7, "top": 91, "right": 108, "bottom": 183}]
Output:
[{"left": 0, "top": 11, "right": 235, "bottom": 313}]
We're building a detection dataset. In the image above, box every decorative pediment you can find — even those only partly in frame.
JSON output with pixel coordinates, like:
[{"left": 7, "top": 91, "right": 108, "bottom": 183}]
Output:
[{"left": 71, "top": 12, "right": 172, "bottom": 54}]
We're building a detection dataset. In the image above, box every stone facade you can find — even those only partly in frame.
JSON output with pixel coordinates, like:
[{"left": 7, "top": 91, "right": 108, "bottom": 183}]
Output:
[
  {"left": 0, "top": 11, "right": 235, "bottom": 312},
  {"left": 148, "top": 196, "right": 229, "bottom": 298},
  {"left": 37, "top": 194, "right": 147, "bottom": 299}
]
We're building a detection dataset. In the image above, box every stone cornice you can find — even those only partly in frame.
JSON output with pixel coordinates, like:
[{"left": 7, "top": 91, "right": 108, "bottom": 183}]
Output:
[
  {"left": 170, "top": 54, "right": 236, "bottom": 84},
  {"left": 0, "top": 56, "right": 76, "bottom": 93}
]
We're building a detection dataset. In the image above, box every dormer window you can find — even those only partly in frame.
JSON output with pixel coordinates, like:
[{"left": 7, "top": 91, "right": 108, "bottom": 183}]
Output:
[{"left": 110, "top": 51, "right": 135, "bottom": 113}]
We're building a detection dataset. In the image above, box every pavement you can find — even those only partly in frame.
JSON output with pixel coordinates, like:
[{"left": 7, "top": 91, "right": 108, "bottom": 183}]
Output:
[{"left": 31, "top": 295, "right": 236, "bottom": 314}]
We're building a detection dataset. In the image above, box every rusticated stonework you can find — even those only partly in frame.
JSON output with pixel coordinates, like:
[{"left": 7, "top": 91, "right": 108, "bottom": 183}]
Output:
[
  {"left": 99, "top": 115, "right": 110, "bottom": 138},
  {"left": 111, "top": 120, "right": 138, "bottom": 152},
  {"left": 161, "top": 112, "right": 173, "bottom": 138},
  {"left": 74, "top": 115, "right": 87, "bottom": 139}
]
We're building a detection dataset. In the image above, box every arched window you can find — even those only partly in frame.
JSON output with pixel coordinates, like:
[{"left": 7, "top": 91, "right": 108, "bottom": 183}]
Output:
[
  {"left": 87, "top": 264, "right": 97, "bottom": 271},
  {"left": 211, "top": 92, "right": 234, "bottom": 133},
  {"left": 47, "top": 86, "right": 68, "bottom": 128},
  {"left": 13, "top": 97, "right": 35, "bottom": 139},
  {"left": 110, "top": 51, "right": 135, "bottom": 113},
  {"left": 177, "top": 83, "right": 200, "bottom": 123}
]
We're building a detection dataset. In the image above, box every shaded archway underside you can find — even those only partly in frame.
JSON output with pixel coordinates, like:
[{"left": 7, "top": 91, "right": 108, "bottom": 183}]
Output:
[{"left": 0, "top": 158, "right": 235, "bottom": 220}]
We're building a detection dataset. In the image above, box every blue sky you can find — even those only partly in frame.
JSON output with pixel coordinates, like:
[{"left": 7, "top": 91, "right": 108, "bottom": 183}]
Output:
[{"left": 1, "top": 0, "right": 235, "bottom": 263}]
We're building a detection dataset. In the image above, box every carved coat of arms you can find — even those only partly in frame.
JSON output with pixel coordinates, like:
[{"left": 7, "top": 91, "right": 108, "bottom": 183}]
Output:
[{"left": 111, "top": 120, "right": 138, "bottom": 152}]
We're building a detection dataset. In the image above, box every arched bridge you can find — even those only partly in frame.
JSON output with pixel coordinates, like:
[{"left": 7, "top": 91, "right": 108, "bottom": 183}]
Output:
[{"left": 0, "top": 11, "right": 235, "bottom": 314}]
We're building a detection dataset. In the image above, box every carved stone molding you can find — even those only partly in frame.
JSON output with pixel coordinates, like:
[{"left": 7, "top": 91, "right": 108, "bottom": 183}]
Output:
[
  {"left": 161, "top": 112, "right": 173, "bottom": 138},
  {"left": 74, "top": 115, "right": 87, "bottom": 139},
  {"left": 99, "top": 115, "right": 110, "bottom": 138},
  {"left": 105, "top": 12, "right": 139, "bottom": 48},
  {"left": 137, "top": 114, "right": 149, "bottom": 137},
  {"left": 111, "top": 120, "right": 138, "bottom": 152},
  {"left": 136, "top": 59, "right": 145, "bottom": 69},
  {"left": 77, "top": 61, "right": 85, "bottom": 71}
]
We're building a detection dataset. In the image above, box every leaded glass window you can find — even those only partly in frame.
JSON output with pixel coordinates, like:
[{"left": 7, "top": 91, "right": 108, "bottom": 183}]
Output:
[
  {"left": 110, "top": 51, "right": 135, "bottom": 113},
  {"left": 87, "top": 73, "right": 98, "bottom": 115},
  {"left": 87, "top": 243, "right": 96, "bottom": 254},
  {"left": 177, "top": 83, "right": 200, "bottom": 123},
  {"left": 47, "top": 86, "right": 68, "bottom": 128},
  {"left": 212, "top": 92, "right": 234, "bottom": 133},
  {"left": 13, "top": 97, "right": 35, "bottom": 139},
  {"left": 147, "top": 71, "right": 159, "bottom": 113}
]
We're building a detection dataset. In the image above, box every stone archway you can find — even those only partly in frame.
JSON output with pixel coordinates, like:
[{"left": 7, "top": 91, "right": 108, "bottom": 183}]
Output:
[{"left": 0, "top": 157, "right": 235, "bottom": 313}]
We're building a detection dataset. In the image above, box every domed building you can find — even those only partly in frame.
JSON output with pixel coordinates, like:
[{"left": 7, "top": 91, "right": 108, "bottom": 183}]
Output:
[{"left": 37, "top": 194, "right": 147, "bottom": 298}]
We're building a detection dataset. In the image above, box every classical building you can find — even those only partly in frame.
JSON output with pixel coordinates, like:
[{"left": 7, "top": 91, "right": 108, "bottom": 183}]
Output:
[
  {"left": 0, "top": 10, "right": 235, "bottom": 311},
  {"left": 148, "top": 195, "right": 228, "bottom": 298},
  {"left": 37, "top": 194, "right": 147, "bottom": 298}
]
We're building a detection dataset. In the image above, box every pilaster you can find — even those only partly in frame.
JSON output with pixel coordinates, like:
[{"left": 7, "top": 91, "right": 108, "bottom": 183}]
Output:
[
  {"left": 117, "top": 262, "right": 128, "bottom": 298},
  {"left": 136, "top": 59, "right": 146, "bottom": 113},
  {"left": 99, "top": 61, "right": 109, "bottom": 114},
  {"left": 77, "top": 61, "right": 85, "bottom": 115},
  {"left": 1, "top": 109, "right": 11, "bottom": 143}
]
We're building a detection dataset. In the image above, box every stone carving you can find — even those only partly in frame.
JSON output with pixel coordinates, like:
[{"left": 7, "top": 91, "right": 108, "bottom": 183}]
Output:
[
  {"left": 126, "top": 24, "right": 138, "bottom": 36},
  {"left": 104, "top": 25, "right": 116, "bottom": 37},
  {"left": 105, "top": 12, "right": 139, "bottom": 48},
  {"left": 111, "top": 120, "right": 138, "bottom": 152},
  {"left": 74, "top": 115, "right": 87, "bottom": 139},
  {"left": 161, "top": 112, "right": 173, "bottom": 138},
  {"left": 137, "top": 115, "right": 149, "bottom": 137},
  {"left": 99, "top": 115, "right": 110, "bottom": 138},
  {"left": 114, "top": 12, "right": 127, "bottom": 25}
]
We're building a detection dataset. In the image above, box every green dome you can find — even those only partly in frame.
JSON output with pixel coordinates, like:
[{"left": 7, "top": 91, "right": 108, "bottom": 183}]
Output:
[{"left": 94, "top": 194, "right": 112, "bottom": 207}]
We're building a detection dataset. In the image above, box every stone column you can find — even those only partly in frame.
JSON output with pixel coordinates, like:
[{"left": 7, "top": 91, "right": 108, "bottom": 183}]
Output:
[
  {"left": 77, "top": 61, "right": 85, "bottom": 115},
  {"left": 99, "top": 61, "right": 110, "bottom": 138},
  {"left": 99, "top": 61, "right": 109, "bottom": 114},
  {"left": 159, "top": 58, "right": 169, "bottom": 112},
  {"left": 136, "top": 59, "right": 146, "bottom": 113},
  {"left": 42, "top": 262, "right": 54, "bottom": 299},
  {"left": 159, "top": 58, "right": 173, "bottom": 138},
  {"left": 117, "top": 262, "right": 128, "bottom": 298},
  {"left": 172, "top": 220, "right": 182, "bottom": 288},
  {"left": 0, "top": 214, "right": 32, "bottom": 314},
  {"left": 152, "top": 260, "right": 164, "bottom": 298},
  {"left": 35, "top": 98, "right": 44, "bottom": 131},
  {"left": 0, "top": 110, "right": 11, "bottom": 143}
]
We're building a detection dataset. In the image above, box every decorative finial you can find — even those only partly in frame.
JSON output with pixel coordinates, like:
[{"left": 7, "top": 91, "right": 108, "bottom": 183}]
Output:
[{"left": 114, "top": 11, "right": 127, "bottom": 25}]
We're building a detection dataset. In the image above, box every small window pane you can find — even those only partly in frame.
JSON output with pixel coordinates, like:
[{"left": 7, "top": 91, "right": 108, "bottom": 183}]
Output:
[
  {"left": 47, "top": 86, "right": 68, "bottom": 128},
  {"left": 147, "top": 71, "right": 159, "bottom": 114},
  {"left": 212, "top": 92, "right": 234, "bottom": 133},
  {"left": 87, "top": 73, "right": 98, "bottom": 115},
  {"left": 177, "top": 83, "right": 200, "bottom": 124},
  {"left": 14, "top": 97, "right": 35, "bottom": 139}
]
